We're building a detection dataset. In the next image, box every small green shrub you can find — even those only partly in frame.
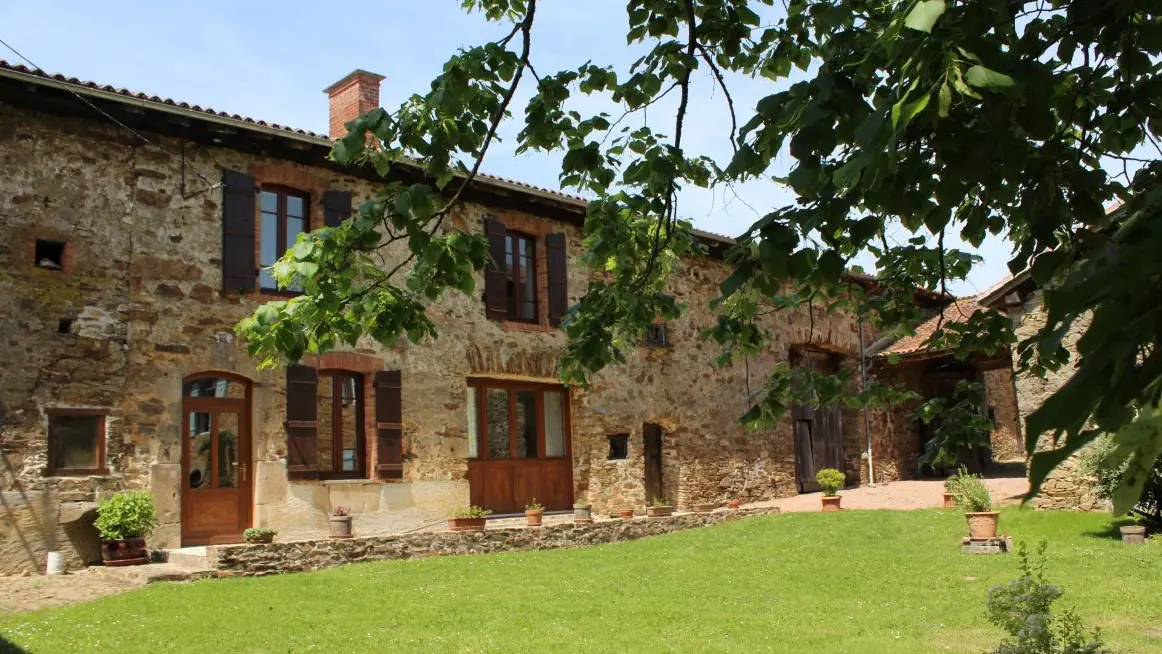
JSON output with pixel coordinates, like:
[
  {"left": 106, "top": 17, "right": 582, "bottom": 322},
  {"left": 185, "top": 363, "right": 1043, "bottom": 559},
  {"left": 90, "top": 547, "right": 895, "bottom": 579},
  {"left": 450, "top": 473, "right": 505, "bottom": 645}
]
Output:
[
  {"left": 986, "top": 541, "right": 1109, "bottom": 654},
  {"left": 815, "top": 468, "right": 845, "bottom": 496},
  {"left": 94, "top": 491, "right": 157, "bottom": 541},
  {"left": 951, "top": 466, "right": 993, "bottom": 512},
  {"left": 451, "top": 506, "right": 492, "bottom": 519},
  {"left": 943, "top": 475, "right": 960, "bottom": 493},
  {"left": 243, "top": 527, "right": 278, "bottom": 543},
  {"left": 1080, "top": 434, "right": 1162, "bottom": 527},
  {"left": 649, "top": 496, "right": 670, "bottom": 507},
  {"left": 525, "top": 499, "right": 543, "bottom": 511}
]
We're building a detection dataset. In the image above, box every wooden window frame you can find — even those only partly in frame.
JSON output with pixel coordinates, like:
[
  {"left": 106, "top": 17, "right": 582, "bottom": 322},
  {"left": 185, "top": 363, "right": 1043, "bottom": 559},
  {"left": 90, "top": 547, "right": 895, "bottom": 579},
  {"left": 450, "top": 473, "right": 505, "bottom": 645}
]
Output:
[
  {"left": 258, "top": 185, "right": 310, "bottom": 293},
  {"left": 45, "top": 408, "right": 108, "bottom": 476},
  {"left": 317, "top": 370, "right": 366, "bottom": 481},
  {"left": 505, "top": 231, "right": 538, "bottom": 323},
  {"left": 644, "top": 323, "right": 669, "bottom": 348},
  {"left": 467, "top": 379, "right": 570, "bottom": 462}
]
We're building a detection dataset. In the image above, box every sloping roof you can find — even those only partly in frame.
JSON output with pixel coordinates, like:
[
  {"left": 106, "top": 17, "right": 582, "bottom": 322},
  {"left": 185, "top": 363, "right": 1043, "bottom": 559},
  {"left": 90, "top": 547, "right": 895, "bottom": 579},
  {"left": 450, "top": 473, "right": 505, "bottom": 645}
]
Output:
[{"left": 875, "top": 294, "right": 989, "bottom": 357}]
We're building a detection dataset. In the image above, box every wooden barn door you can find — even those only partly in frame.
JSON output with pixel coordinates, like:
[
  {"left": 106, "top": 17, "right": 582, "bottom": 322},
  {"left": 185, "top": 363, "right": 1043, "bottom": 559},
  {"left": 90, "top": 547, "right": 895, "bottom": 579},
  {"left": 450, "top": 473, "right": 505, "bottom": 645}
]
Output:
[
  {"left": 791, "top": 350, "right": 845, "bottom": 493},
  {"left": 643, "top": 423, "right": 664, "bottom": 503}
]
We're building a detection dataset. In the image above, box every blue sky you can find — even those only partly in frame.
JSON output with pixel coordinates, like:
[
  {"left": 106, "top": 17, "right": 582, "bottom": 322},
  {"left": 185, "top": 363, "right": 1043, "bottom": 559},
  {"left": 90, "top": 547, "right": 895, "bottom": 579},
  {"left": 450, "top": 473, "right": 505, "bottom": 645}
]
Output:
[{"left": 2, "top": 0, "right": 1017, "bottom": 295}]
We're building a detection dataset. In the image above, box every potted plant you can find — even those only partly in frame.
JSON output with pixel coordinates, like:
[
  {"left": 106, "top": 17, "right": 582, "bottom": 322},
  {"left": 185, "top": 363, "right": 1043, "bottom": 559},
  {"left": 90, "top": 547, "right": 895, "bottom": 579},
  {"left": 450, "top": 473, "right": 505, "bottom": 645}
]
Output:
[
  {"left": 816, "top": 468, "right": 846, "bottom": 512},
  {"left": 618, "top": 507, "right": 635, "bottom": 519},
  {"left": 646, "top": 497, "right": 674, "bottom": 518},
  {"left": 330, "top": 506, "right": 353, "bottom": 539},
  {"left": 951, "top": 466, "right": 998, "bottom": 539},
  {"left": 1120, "top": 520, "right": 1147, "bottom": 545},
  {"left": 942, "top": 475, "right": 959, "bottom": 508},
  {"left": 573, "top": 500, "right": 593, "bottom": 524},
  {"left": 243, "top": 526, "right": 278, "bottom": 544},
  {"left": 727, "top": 499, "right": 741, "bottom": 510},
  {"left": 448, "top": 505, "right": 492, "bottom": 531},
  {"left": 525, "top": 499, "right": 544, "bottom": 527},
  {"left": 94, "top": 490, "right": 157, "bottom": 566}
]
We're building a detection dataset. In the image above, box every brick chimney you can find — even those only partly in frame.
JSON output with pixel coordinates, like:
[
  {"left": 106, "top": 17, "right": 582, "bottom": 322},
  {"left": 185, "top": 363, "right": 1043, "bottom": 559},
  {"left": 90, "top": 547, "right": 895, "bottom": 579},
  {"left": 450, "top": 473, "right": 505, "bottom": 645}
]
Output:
[{"left": 323, "top": 69, "right": 385, "bottom": 140}]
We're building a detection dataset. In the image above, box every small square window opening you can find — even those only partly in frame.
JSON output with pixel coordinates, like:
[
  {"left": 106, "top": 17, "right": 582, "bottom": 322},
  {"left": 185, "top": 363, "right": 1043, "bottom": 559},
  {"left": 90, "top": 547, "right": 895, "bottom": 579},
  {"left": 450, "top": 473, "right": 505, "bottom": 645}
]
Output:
[
  {"left": 47, "top": 410, "right": 107, "bottom": 476},
  {"left": 608, "top": 433, "right": 629, "bottom": 460},
  {"left": 644, "top": 323, "right": 669, "bottom": 348},
  {"left": 57, "top": 318, "right": 73, "bottom": 334},
  {"left": 35, "top": 240, "right": 66, "bottom": 270}
]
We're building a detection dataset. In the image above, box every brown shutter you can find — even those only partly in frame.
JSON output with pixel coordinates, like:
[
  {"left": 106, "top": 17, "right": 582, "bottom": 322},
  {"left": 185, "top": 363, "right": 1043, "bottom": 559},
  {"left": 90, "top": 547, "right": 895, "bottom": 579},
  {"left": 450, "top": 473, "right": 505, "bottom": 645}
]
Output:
[
  {"left": 484, "top": 217, "right": 508, "bottom": 321},
  {"left": 286, "top": 364, "right": 319, "bottom": 478},
  {"left": 546, "top": 232, "right": 568, "bottom": 327},
  {"left": 323, "top": 189, "right": 353, "bottom": 228},
  {"left": 221, "top": 169, "right": 257, "bottom": 293},
  {"left": 374, "top": 370, "right": 404, "bottom": 480}
]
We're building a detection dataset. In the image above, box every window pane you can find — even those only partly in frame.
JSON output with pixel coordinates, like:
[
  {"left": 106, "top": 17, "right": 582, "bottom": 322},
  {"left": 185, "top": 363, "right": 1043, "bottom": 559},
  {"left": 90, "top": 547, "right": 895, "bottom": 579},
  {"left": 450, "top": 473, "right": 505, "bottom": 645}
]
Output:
[
  {"left": 260, "top": 191, "right": 277, "bottom": 213},
  {"left": 287, "top": 195, "right": 304, "bottom": 218},
  {"left": 183, "top": 378, "right": 239, "bottom": 398},
  {"left": 505, "top": 237, "right": 517, "bottom": 317},
  {"left": 486, "top": 389, "right": 509, "bottom": 459},
  {"left": 52, "top": 415, "right": 99, "bottom": 470},
  {"left": 520, "top": 245, "right": 536, "bottom": 321},
  {"left": 515, "top": 391, "right": 537, "bottom": 458},
  {"left": 188, "top": 411, "right": 211, "bottom": 489},
  {"left": 337, "top": 375, "right": 360, "bottom": 472},
  {"left": 260, "top": 213, "right": 279, "bottom": 266},
  {"left": 544, "top": 392, "right": 565, "bottom": 457},
  {"left": 317, "top": 376, "right": 335, "bottom": 472},
  {"left": 286, "top": 216, "right": 304, "bottom": 250},
  {"left": 466, "top": 388, "right": 479, "bottom": 458},
  {"left": 218, "top": 413, "right": 239, "bottom": 489}
]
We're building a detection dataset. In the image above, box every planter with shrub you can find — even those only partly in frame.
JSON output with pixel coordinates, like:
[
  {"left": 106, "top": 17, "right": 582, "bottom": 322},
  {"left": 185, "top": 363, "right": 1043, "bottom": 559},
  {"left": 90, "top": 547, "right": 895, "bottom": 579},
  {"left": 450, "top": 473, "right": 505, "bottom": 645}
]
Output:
[
  {"left": 646, "top": 497, "right": 673, "bottom": 517},
  {"left": 942, "top": 475, "right": 959, "bottom": 508},
  {"left": 951, "top": 466, "right": 998, "bottom": 539},
  {"left": 816, "top": 468, "right": 845, "bottom": 512},
  {"left": 329, "top": 506, "right": 353, "bottom": 539},
  {"left": 243, "top": 527, "right": 278, "bottom": 544},
  {"left": 1120, "top": 523, "right": 1147, "bottom": 545},
  {"left": 525, "top": 500, "right": 544, "bottom": 527},
  {"left": 94, "top": 491, "right": 157, "bottom": 566},
  {"left": 448, "top": 505, "right": 491, "bottom": 531}
]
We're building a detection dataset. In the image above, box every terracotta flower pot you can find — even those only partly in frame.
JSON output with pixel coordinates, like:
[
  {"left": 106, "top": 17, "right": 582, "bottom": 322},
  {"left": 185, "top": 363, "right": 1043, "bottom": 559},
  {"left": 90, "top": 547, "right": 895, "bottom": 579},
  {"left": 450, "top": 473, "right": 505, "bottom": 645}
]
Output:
[
  {"left": 646, "top": 505, "right": 674, "bottom": 518},
  {"left": 821, "top": 495, "right": 842, "bottom": 512},
  {"left": 101, "top": 538, "right": 149, "bottom": 566},
  {"left": 448, "top": 517, "right": 487, "bottom": 532},
  {"left": 1120, "top": 525, "right": 1147, "bottom": 545},
  {"left": 965, "top": 511, "right": 1000, "bottom": 539},
  {"left": 526, "top": 509, "right": 544, "bottom": 527},
  {"left": 942, "top": 492, "right": 957, "bottom": 508},
  {"left": 727, "top": 500, "right": 741, "bottom": 510},
  {"left": 329, "top": 515, "right": 354, "bottom": 539},
  {"left": 619, "top": 508, "right": 635, "bottom": 519},
  {"left": 574, "top": 505, "right": 592, "bottom": 524}
]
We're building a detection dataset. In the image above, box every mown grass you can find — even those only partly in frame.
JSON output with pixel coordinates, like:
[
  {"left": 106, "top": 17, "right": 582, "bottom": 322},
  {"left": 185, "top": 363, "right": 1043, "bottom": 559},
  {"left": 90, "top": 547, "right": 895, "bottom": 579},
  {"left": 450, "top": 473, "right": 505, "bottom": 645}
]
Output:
[{"left": 2, "top": 508, "right": 1160, "bottom": 653}]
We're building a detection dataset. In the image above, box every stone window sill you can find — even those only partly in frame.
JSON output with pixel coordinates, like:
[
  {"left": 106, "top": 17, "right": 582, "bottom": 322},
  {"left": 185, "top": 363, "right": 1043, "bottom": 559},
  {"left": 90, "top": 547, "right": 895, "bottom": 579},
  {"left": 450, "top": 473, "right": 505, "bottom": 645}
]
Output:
[
  {"left": 319, "top": 478, "right": 376, "bottom": 486},
  {"left": 498, "top": 319, "right": 558, "bottom": 334}
]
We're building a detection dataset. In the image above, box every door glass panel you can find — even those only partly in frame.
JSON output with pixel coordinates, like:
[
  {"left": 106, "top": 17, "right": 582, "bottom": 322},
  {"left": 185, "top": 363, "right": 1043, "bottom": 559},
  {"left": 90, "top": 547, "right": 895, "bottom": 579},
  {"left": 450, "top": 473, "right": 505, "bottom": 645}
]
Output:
[
  {"left": 486, "top": 389, "right": 509, "bottom": 459},
  {"left": 337, "top": 375, "right": 360, "bottom": 472},
  {"left": 188, "top": 411, "right": 212, "bottom": 489},
  {"left": 544, "top": 391, "right": 565, "bottom": 457},
  {"left": 317, "top": 375, "right": 335, "bottom": 472},
  {"left": 217, "top": 413, "right": 239, "bottom": 489},
  {"left": 515, "top": 391, "right": 537, "bottom": 458},
  {"left": 466, "top": 388, "right": 479, "bottom": 458}
]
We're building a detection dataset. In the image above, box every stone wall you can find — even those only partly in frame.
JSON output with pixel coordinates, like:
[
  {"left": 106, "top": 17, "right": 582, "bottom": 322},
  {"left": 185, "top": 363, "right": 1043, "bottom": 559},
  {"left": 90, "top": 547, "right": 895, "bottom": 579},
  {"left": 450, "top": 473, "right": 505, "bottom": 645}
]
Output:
[
  {"left": 212, "top": 507, "right": 780, "bottom": 577},
  {"left": 1009, "top": 292, "right": 1102, "bottom": 510}
]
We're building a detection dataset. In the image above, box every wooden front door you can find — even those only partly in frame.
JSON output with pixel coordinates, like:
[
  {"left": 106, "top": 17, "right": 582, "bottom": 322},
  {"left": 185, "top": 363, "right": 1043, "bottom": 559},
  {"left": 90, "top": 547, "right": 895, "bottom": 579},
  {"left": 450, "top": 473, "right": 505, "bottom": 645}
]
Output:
[
  {"left": 643, "top": 423, "right": 664, "bottom": 503},
  {"left": 181, "top": 375, "right": 252, "bottom": 545},
  {"left": 466, "top": 379, "right": 573, "bottom": 514},
  {"left": 791, "top": 349, "right": 845, "bottom": 493}
]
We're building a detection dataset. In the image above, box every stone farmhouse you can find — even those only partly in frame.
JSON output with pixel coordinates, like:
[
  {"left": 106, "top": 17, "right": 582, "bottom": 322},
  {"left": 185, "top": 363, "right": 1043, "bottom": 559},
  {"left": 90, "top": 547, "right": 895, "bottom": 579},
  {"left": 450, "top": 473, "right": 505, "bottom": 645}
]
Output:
[{"left": 0, "top": 62, "right": 1023, "bottom": 574}]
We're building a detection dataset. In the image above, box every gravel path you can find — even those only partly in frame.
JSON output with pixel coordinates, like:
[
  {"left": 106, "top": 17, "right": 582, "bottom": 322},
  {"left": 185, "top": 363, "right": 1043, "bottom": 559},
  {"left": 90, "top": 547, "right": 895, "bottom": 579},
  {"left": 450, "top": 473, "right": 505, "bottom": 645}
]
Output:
[{"left": 755, "top": 475, "right": 1029, "bottom": 513}]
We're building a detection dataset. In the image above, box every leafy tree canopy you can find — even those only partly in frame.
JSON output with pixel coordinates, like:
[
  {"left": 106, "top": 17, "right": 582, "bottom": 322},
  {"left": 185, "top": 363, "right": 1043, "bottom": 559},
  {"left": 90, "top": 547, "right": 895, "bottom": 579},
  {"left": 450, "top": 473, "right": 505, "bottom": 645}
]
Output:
[{"left": 237, "top": 0, "right": 1162, "bottom": 510}]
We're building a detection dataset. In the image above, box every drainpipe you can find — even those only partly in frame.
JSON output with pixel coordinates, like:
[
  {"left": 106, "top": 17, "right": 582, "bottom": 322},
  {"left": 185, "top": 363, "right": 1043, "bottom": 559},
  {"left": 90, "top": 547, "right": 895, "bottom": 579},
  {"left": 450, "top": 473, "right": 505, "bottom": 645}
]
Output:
[{"left": 859, "top": 318, "right": 875, "bottom": 486}]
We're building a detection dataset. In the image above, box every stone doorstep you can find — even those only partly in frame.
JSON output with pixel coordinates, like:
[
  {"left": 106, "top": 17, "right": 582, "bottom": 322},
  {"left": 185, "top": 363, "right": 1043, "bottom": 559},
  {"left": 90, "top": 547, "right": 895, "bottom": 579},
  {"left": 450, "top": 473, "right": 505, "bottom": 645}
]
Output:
[{"left": 164, "top": 545, "right": 218, "bottom": 570}]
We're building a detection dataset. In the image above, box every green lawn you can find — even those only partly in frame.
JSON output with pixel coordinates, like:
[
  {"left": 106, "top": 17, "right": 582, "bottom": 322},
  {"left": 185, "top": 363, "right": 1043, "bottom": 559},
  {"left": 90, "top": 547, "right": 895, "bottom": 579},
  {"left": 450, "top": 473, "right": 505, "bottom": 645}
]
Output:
[{"left": 2, "top": 508, "right": 1160, "bottom": 653}]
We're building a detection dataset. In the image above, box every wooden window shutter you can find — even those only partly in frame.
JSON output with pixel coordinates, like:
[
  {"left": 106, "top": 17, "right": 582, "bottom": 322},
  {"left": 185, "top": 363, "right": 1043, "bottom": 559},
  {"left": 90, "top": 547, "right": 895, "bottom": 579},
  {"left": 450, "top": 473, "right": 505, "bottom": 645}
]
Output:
[
  {"left": 221, "top": 169, "right": 257, "bottom": 293},
  {"left": 483, "top": 217, "right": 508, "bottom": 321},
  {"left": 285, "top": 364, "right": 319, "bottom": 478},
  {"left": 323, "top": 189, "right": 353, "bottom": 228},
  {"left": 546, "top": 232, "right": 568, "bottom": 327},
  {"left": 374, "top": 370, "right": 404, "bottom": 480}
]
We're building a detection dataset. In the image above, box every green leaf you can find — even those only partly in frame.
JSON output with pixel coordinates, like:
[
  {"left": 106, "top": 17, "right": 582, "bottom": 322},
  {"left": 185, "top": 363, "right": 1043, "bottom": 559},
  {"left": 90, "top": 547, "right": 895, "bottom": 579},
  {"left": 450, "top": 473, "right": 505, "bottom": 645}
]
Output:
[
  {"left": 965, "top": 65, "right": 1015, "bottom": 89},
  {"left": 937, "top": 81, "right": 952, "bottom": 118},
  {"left": 903, "top": 0, "right": 946, "bottom": 34},
  {"left": 892, "top": 92, "right": 930, "bottom": 132}
]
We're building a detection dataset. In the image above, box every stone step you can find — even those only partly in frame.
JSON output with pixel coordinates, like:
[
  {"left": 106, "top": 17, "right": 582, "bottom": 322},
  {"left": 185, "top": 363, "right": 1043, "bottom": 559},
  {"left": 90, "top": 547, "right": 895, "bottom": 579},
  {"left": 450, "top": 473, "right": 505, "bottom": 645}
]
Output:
[{"left": 164, "top": 546, "right": 216, "bottom": 569}]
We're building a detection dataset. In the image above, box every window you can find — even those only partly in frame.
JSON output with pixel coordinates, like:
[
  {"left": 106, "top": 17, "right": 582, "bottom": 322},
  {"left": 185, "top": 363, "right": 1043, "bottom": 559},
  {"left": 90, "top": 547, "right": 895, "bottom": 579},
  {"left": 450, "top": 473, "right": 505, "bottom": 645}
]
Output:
[
  {"left": 259, "top": 187, "right": 308, "bottom": 291},
  {"left": 645, "top": 323, "right": 669, "bottom": 348},
  {"left": 46, "top": 409, "right": 106, "bottom": 475},
  {"left": 466, "top": 380, "right": 567, "bottom": 460},
  {"left": 607, "top": 434, "right": 629, "bottom": 460},
  {"left": 505, "top": 232, "right": 538, "bottom": 322},
  {"left": 34, "top": 239, "right": 66, "bottom": 270},
  {"left": 317, "top": 372, "right": 365, "bottom": 478}
]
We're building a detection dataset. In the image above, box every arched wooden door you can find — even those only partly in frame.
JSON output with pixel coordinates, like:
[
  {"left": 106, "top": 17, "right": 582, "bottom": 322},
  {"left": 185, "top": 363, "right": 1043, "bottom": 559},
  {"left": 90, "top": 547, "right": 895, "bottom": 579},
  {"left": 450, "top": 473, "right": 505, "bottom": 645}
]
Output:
[{"left": 181, "top": 373, "right": 253, "bottom": 545}]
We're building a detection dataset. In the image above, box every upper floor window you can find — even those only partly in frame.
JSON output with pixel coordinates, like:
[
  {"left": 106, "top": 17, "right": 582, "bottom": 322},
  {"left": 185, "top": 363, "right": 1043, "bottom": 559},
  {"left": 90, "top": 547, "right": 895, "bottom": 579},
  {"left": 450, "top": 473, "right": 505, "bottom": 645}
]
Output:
[
  {"left": 259, "top": 187, "right": 308, "bottom": 291},
  {"left": 46, "top": 409, "right": 107, "bottom": 476},
  {"left": 505, "top": 232, "right": 538, "bottom": 322}
]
